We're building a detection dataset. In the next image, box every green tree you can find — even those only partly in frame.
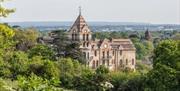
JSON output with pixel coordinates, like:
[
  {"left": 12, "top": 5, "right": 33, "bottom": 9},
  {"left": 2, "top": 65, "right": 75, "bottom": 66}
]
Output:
[
  {"left": 28, "top": 44, "right": 55, "bottom": 60},
  {"left": 18, "top": 73, "right": 61, "bottom": 91},
  {"left": 153, "top": 40, "right": 179, "bottom": 68},
  {"left": 134, "top": 42, "right": 147, "bottom": 59},
  {"left": 57, "top": 58, "right": 82, "bottom": 88},
  {"left": 0, "top": 0, "right": 15, "bottom": 18},
  {"left": 9, "top": 51, "right": 29, "bottom": 79},
  {"left": 13, "top": 28, "right": 38, "bottom": 51},
  {"left": 145, "top": 40, "right": 180, "bottom": 91},
  {"left": 145, "top": 64, "right": 179, "bottom": 91}
]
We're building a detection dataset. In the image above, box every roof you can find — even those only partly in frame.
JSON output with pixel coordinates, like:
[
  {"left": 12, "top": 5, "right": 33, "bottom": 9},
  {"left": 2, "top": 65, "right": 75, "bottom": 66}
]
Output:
[
  {"left": 91, "top": 38, "right": 136, "bottom": 51},
  {"left": 69, "top": 15, "right": 89, "bottom": 32}
]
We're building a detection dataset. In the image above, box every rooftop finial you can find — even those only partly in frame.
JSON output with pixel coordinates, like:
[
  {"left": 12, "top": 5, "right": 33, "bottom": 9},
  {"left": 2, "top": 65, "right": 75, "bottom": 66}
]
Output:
[{"left": 79, "top": 6, "right": 81, "bottom": 15}]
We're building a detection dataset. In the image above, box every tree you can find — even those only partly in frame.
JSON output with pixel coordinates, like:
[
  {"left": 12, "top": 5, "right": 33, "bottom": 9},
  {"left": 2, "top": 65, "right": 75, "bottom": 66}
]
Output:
[
  {"left": 53, "top": 30, "right": 69, "bottom": 56},
  {"left": 0, "top": 24, "right": 15, "bottom": 51},
  {"left": 65, "top": 43, "right": 84, "bottom": 63},
  {"left": 28, "top": 44, "right": 55, "bottom": 60},
  {"left": 57, "top": 58, "right": 82, "bottom": 88},
  {"left": 18, "top": 73, "right": 61, "bottom": 91},
  {"left": 153, "top": 40, "right": 179, "bottom": 69},
  {"left": 145, "top": 64, "right": 179, "bottom": 91},
  {"left": 0, "top": 0, "right": 15, "bottom": 18},
  {"left": 9, "top": 51, "right": 29, "bottom": 79},
  {"left": 13, "top": 28, "right": 38, "bottom": 51},
  {"left": 134, "top": 42, "right": 147, "bottom": 59},
  {"left": 145, "top": 40, "right": 180, "bottom": 91}
]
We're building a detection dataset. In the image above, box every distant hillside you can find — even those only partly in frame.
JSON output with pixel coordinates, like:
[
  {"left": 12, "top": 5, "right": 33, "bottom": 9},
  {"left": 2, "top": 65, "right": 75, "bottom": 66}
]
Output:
[
  {"left": 7, "top": 21, "right": 151, "bottom": 27},
  {"left": 7, "top": 21, "right": 180, "bottom": 32}
]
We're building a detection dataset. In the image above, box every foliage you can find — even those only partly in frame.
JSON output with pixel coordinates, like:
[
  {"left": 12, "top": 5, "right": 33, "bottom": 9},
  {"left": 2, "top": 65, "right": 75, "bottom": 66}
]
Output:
[
  {"left": 17, "top": 73, "right": 61, "bottom": 91},
  {"left": 27, "top": 56, "right": 60, "bottom": 80},
  {"left": 153, "top": 40, "right": 179, "bottom": 69},
  {"left": 0, "top": 24, "right": 15, "bottom": 51},
  {"left": 13, "top": 28, "right": 38, "bottom": 51},
  {"left": 145, "top": 64, "right": 179, "bottom": 91},
  {"left": 134, "top": 42, "right": 147, "bottom": 59},
  {"left": 57, "top": 58, "right": 82, "bottom": 88},
  {"left": 0, "top": 0, "right": 15, "bottom": 18},
  {"left": 8, "top": 51, "right": 29, "bottom": 79},
  {"left": 145, "top": 40, "right": 180, "bottom": 91},
  {"left": 110, "top": 71, "right": 145, "bottom": 91},
  {"left": 28, "top": 44, "right": 55, "bottom": 60}
]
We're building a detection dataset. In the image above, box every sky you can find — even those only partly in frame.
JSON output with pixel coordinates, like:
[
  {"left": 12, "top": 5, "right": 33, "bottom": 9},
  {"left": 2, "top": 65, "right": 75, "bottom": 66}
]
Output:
[{"left": 1, "top": 0, "right": 180, "bottom": 24}]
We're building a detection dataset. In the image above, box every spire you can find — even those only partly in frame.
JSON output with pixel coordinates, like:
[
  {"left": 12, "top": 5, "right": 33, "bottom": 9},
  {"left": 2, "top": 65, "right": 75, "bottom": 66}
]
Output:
[
  {"left": 79, "top": 6, "right": 81, "bottom": 15},
  {"left": 69, "top": 6, "right": 89, "bottom": 32}
]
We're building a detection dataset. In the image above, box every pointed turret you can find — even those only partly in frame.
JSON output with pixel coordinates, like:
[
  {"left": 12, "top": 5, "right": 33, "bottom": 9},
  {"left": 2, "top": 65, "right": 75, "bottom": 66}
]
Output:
[
  {"left": 70, "top": 6, "right": 89, "bottom": 32},
  {"left": 145, "top": 29, "right": 152, "bottom": 41}
]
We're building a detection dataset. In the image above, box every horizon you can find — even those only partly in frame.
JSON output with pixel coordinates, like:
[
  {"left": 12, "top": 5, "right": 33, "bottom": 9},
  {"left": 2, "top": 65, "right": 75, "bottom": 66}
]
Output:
[{"left": 1, "top": 0, "right": 180, "bottom": 24}]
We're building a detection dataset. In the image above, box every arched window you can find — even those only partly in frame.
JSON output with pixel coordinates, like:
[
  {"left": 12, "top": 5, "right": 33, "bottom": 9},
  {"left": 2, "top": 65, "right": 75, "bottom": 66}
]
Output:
[
  {"left": 94, "top": 50, "right": 97, "bottom": 56},
  {"left": 74, "top": 34, "right": 77, "bottom": 40},
  {"left": 86, "top": 34, "right": 89, "bottom": 41},
  {"left": 120, "top": 50, "right": 122, "bottom": 55},
  {"left": 87, "top": 52, "right": 89, "bottom": 59},
  {"left": 120, "top": 59, "right": 123, "bottom": 65},
  {"left": 83, "top": 34, "right": 85, "bottom": 41},
  {"left": 75, "top": 34, "right": 79, "bottom": 41},
  {"left": 107, "top": 60, "right": 109, "bottom": 66},
  {"left": 107, "top": 51, "right": 109, "bottom": 57},
  {"left": 126, "top": 59, "right": 128, "bottom": 65},
  {"left": 132, "top": 59, "right": 135, "bottom": 65},
  {"left": 113, "top": 51, "right": 115, "bottom": 56},
  {"left": 87, "top": 42, "right": 89, "bottom": 47},
  {"left": 93, "top": 60, "right": 96, "bottom": 68},
  {"left": 103, "top": 60, "right": 105, "bottom": 65},
  {"left": 83, "top": 52, "right": 86, "bottom": 59},
  {"left": 103, "top": 51, "right": 105, "bottom": 58},
  {"left": 96, "top": 60, "right": 99, "bottom": 67},
  {"left": 83, "top": 42, "right": 86, "bottom": 47},
  {"left": 72, "top": 34, "right": 74, "bottom": 40}
]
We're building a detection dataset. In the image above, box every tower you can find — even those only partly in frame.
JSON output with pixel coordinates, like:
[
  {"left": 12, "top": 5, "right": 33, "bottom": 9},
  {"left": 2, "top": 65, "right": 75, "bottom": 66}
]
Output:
[
  {"left": 68, "top": 7, "right": 92, "bottom": 62},
  {"left": 145, "top": 29, "right": 152, "bottom": 41}
]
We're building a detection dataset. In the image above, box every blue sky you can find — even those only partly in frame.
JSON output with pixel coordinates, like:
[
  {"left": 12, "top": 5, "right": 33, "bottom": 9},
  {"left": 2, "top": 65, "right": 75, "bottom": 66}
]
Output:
[{"left": 1, "top": 0, "right": 180, "bottom": 24}]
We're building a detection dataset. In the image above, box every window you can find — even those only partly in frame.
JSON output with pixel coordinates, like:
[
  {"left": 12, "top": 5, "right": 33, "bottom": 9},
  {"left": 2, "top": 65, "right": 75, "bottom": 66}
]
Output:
[
  {"left": 72, "top": 34, "right": 74, "bottom": 40},
  {"left": 107, "top": 60, "right": 109, "bottom": 66},
  {"left": 83, "top": 42, "right": 86, "bottom": 47},
  {"left": 103, "top": 51, "right": 105, "bottom": 58},
  {"left": 96, "top": 60, "right": 99, "bottom": 67},
  {"left": 94, "top": 50, "right": 97, "bottom": 56},
  {"left": 86, "top": 34, "right": 89, "bottom": 41},
  {"left": 126, "top": 59, "right": 128, "bottom": 65},
  {"left": 75, "top": 34, "right": 77, "bottom": 40},
  {"left": 107, "top": 51, "right": 109, "bottom": 57},
  {"left": 113, "top": 51, "right": 115, "bottom": 56},
  {"left": 87, "top": 42, "right": 89, "bottom": 47},
  {"left": 120, "top": 59, "right": 122, "bottom": 65},
  {"left": 120, "top": 50, "right": 122, "bottom": 55},
  {"left": 83, "top": 52, "right": 86, "bottom": 59},
  {"left": 87, "top": 52, "right": 89, "bottom": 59},
  {"left": 83, "top": 34, "right": 85, "bottom": 41},
  {"left": 93, "top": 60, "right": 96, "bottom": 68},
  {"left": 103, "top": 60, "right": 105, "bottom": 65},
  {"left": 132, "top": 59, "right": 135, "bottom": 65}
]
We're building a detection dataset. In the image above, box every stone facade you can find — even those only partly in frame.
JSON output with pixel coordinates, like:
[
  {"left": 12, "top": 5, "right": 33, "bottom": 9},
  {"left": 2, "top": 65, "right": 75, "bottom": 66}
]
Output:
[{"left": 68, "top": 13, "right": 136, "bottom": 71}]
